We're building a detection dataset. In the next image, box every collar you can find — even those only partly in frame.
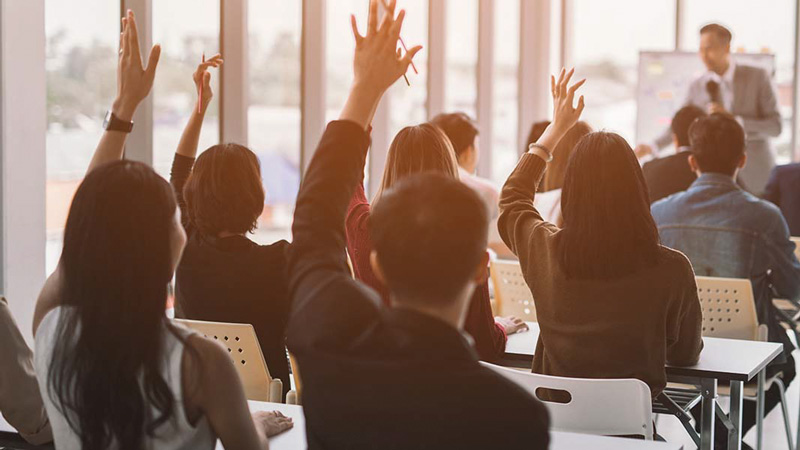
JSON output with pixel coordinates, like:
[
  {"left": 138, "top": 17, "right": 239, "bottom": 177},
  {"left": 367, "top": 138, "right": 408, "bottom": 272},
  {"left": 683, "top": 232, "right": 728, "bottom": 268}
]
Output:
[
  {"left": 707, "top": 59, "right": 736, "bottom": 85},
  {"left": 383, "top": 307, "right": 478, "bottom": 360},
  {"left": 691, "top": 172, "right": 739, "bottom": 188},
  {"left": 458, "top": 166, "right": 474, "bottom": 178},
  {"left": 676, "top": 145, "right": 691, "bottom": 153}
]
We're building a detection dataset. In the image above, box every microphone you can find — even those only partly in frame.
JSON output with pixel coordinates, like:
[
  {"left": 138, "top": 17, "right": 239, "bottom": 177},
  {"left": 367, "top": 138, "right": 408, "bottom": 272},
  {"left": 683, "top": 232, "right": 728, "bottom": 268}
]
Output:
[{"left": 706, "top": 80, "right": 721, "bottom": 104}]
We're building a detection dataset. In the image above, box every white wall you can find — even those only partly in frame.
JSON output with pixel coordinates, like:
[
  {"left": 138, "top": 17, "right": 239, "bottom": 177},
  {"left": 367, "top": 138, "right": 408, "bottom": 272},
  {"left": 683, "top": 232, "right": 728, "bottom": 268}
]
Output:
[{"left": 0, "top": 0, "right": 47, "bottom": 345}]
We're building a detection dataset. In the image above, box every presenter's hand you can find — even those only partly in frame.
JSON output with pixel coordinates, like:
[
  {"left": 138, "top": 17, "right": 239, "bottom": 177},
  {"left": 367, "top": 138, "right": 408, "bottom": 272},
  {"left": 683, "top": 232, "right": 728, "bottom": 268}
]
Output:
[
  {"left": 253, "top": 410, "right": 294, "bottom": 437},
  {"left": 112, "top": 10, "right": 161, "bottom": 122},
  {"left": 708, "top": 102, "right": 730, "bottom": 116},
  {"left": 496, "top": 316, "right": 529, "bottom": 335},
  {"left": 634, "top": 144, "right": 653, "bottom": 160}
]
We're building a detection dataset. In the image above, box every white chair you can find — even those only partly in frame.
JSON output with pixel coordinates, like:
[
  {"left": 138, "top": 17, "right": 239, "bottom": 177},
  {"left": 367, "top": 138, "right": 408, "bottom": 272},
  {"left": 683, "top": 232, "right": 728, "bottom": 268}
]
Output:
[
  {"left": 489, "top": 260, "right": 537, "bottom": 322},
  {"left": 695, "top": 277, "right": 794, "bottom": 450},
  {"left": 481, "top": 362, "right": 654, "bottom": 439},
  {"left": 174, "top": 319, "right": 297, "bottom": 404}
]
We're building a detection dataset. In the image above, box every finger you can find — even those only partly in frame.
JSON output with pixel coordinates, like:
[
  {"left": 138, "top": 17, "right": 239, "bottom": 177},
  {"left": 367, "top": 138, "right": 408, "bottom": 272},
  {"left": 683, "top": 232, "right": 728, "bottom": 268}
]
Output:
[
  {"left": 367, "top": 0, "right": 378, "bottom": 36},
  {"left": 123, "top": 16, "right": 133, "bottom": 60},
  {"left": 577, "top": 95, "right": 585, "bottom": 115},
  {"left": 400, "top": 45, "right": 423, "bottom": 67},
  {"left": 567, "top": 78, "right": 586, "bottom": 103},
  {"left": 203, "top": 71, "right": 211, "bottom": 91},
  {"left": 388, "top": 9, "right": 406, "bottom": 42},
  {"left": 377, "top": 6, "right": 394, "bottom": 35},
  {"left": 560, "top": 68, "right": 574, "bottom": 97},
  {"left": 556, "top": 67, "right": 566, "bottom": 91},
  {"left": 144, "top": 44, "right": 161, "bottom": 84},
  {"left": 127, "top": 10, "right": 142, "bottom": 66},
  {"left": 550, "top": 75, "right": 555, "bottom": 96},
  {"left": 351, "top": 15, "right": 364, "bottom": 44}
]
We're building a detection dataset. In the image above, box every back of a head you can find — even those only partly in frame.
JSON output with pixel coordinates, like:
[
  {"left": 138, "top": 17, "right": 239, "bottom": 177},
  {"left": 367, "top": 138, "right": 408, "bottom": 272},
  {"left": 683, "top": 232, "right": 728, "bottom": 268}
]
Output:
[
  {"left": 56, "top": 160, "right": 180, "bottom": 450},
  {"left": 560, "top": 132, "right": 660, "bottom": 279},
  {"left": 525, "top": 121, "right": 551, "bottom": 155},
  {"left": 184, "top": 143, "right": 265, "bottom": 236},
  {"left": 429, "top": 112, "right": 479, "bottom": 161},
  {"left": 376, "top": 123, "right": 459, "bottom": 201},
  {"left": 542, "top": 121, "right": 592, "bottom": 192},
  {"left": 671, "top": 105, "right": 707, "bottom": 148},
  {"left": 370, "top": 173, "right": 488, "bottom": 305},
  {"left": 688, "top": 114, "right": 745, "bottom": 176},
  {"left": 700, "top": 23, "right": 732, "bottom": 45}
]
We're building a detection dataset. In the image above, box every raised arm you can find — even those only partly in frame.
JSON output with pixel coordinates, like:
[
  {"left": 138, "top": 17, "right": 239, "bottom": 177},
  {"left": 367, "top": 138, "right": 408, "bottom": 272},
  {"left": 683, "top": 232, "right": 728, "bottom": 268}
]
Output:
[
  {"left": 287, "top": 0, "right": 421, "bottom": 345},
  {"left": 498, "top": 69, "right": 585, "bottom": 258},
  {"left": 87, "top": 10, "right": 160, "bottom": 174},
  {"left": 170, "top": 55, "right": 223, "bottom": 230}
]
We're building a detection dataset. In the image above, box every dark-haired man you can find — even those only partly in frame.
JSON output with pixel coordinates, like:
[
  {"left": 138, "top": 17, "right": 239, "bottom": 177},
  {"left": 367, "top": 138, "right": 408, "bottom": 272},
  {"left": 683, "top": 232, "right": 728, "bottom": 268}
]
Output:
[
  {"left": 285, "top": 2, "right": 549, "bottom": 449},
  {"left": 637, "top": 23, "right": 782, "bottom": 195},
  {"left": 652, "top": 114, "right": 800, "bottom": 449},
  {"left": 642, "top": 105, "right": 706, "bottom": 203}
]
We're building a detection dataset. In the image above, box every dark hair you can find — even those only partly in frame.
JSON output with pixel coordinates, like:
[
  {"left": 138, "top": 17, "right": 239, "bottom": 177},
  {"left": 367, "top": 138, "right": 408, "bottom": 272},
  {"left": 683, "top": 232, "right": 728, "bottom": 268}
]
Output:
[
  {"left": 370, "top": 173, "right": 488, "bottom": 303},
  {"left": 430, "top": 113, "right": 479, "bottom": 160},
  {"left": 671, "top": 105, "right": 707, "bottom": 147},
  {"left": 700, "top": 23, "right": 732, "bottom": 45},
  {"left": 560, "top": 132, "right": 661, "bottom": 279},
  {"left": 374, "top": 123, "right": 459, "bottom": 202},
  {"left": 184, "top": 143, "right": 265, "bottom": 236},
  {"left": 50, "top": 160, "right": 186, "bottom": 450},
  {"left": 541, "top": 121, "right": 592, "bottom": 192},
  {"left": 525, "top": 121, "right": 551, "bottom": 155},
  {"left": 688, "top": 114, "right": 745, "bottom": 176}
]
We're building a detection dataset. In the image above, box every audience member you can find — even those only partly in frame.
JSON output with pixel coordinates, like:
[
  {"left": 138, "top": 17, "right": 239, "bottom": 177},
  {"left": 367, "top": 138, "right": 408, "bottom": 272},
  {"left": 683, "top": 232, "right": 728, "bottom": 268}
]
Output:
[
  {"left": 169, "top": 56, "right": 292, "bottom": 396},
  {"left": 0, "top": 297, "right": 52, "bottom": 445},
  {"left": 642, "top": 105, "right": 705, "bottom": 203},
  {"left": 651, "top": 114, "right": 800, "bottom": 449},
  {"left": 764, "top": 163, "right": 800, "bottom": 236},
  {"left": 347, "top": 122, "right": 526, "bottom": 362},
  {"left": 531, "top": 121, "right": 592, "bottom": 226},
  {"left": 32, "top": 11, "right": 292, "bottom": 450},
  {"left": 499, "top": 69, "right": 703, "bottom": 406},
  {"left": 286, "top": 2, "right": 549, "bottom": 447}
]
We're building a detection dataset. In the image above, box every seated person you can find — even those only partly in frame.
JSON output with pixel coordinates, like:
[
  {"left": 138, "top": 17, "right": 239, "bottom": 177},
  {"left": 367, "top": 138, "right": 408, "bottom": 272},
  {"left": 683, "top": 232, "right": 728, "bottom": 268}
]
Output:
[
  {"left": 642, "top": 105, "right": 705, "bottom": 203},
  {"left": 430, "top": 112, "right": 513, "bottom": 258},
  {"left": 169, "top": 57, "right": 292, "bottom": 396},
  {"left": 346, "top": 122, "right": 525, "bottom": 362},
  {"left": 499, "top": 68, "right": 704, "bottom": 401},
  {"left": 33, "top": 12, "right": 292, "bottom": 449},
  {"left": 286, "top": 2, "right": 549, "bottom": 447},
  {"left": 764, "top": 163, "right": 800, "bottom": 236},
  {"left": 530, "top": 121, "right": 592, "bottom": 226},
  {"left": 651, "top": 113, "right": 800, "bottom": 447},
  {"left": 0, "top": 297, "right": 52, "bottom": 445}
]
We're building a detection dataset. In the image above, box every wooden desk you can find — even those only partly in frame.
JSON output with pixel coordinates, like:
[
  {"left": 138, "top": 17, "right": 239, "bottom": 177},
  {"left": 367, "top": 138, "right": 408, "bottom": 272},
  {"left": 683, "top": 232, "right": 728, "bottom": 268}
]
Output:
[
  {"left": 216, "top": 401, "right": 682, "bottom": 450},
  {"left": 505, "top": 322, "right": 783, "bottom": 450}
]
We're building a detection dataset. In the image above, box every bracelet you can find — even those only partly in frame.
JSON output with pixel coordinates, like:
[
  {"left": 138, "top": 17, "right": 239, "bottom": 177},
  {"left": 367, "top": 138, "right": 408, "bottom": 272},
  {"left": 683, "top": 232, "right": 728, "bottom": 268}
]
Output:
[{"left": 528, "top": 143, "right": 553, "bottom": 163}]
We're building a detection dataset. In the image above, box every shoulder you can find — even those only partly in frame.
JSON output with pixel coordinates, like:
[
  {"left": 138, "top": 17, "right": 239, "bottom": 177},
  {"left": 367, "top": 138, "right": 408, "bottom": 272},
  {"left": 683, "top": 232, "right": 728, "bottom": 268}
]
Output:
[
  {"left": 651, "top": 191, "right": 687, "bottom": 217},
  {"left": 737, "top": 64, "right": 771, "bottom": 83},
  {"left": 657, "top": 246, "right": 694, "bottom": 275}
]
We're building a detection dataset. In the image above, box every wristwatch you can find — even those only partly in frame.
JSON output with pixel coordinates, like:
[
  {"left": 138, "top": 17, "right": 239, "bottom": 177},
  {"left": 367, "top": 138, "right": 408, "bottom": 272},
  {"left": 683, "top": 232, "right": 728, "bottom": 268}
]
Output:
[
  {"left": 528, "top": 143, "right": 553, "bottom": 163},
  {"left": 103, "top": 111, "right": 134, "bottom": 133}
]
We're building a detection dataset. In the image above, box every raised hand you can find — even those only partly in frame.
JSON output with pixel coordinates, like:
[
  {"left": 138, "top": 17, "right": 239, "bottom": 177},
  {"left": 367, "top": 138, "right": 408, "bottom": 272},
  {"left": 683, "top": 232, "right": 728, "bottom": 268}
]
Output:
[
  {"left": 194, "top": 54, "right": 223, "bottom": 115},
  {"left": 113, "top": 9, "right": 161, "bottom": 121},
  {"left": 350, "top": 0, "right": 422, "bottom": 95},
  {"left": 550, "top": 68, "right": 586, "bottom": 135},
  {"left": 340, "top": 0, "right": 422, "bottom": 129}
]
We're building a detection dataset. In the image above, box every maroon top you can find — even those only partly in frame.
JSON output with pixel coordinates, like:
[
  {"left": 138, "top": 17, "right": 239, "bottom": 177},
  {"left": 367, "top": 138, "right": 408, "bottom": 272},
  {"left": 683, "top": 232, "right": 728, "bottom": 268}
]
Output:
[{"left": 345, "top": 183, "right": 507, "bottom": 362}]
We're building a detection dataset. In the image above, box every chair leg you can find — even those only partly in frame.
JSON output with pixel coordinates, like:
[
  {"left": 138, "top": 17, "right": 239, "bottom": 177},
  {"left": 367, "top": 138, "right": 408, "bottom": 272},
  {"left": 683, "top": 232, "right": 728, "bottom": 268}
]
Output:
[{"left": 776, "top": 379, "right": 795, "bottom": 450}]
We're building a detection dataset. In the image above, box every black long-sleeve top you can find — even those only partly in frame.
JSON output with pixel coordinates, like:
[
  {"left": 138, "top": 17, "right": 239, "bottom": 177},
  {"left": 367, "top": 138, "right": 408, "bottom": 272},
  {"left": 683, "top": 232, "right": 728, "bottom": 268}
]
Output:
[
  {"left": 286, "top": 120, "right": 550, "bottom": 449},
  {"left": 170, "top": 154, "right": 291, "bottom": 396}
]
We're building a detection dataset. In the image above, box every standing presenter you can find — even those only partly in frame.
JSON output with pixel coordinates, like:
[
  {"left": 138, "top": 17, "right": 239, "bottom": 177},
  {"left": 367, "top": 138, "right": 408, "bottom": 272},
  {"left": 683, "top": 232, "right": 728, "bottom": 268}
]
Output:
[{"left": 637, "top": 23, "right": 781, "bottom": 195}]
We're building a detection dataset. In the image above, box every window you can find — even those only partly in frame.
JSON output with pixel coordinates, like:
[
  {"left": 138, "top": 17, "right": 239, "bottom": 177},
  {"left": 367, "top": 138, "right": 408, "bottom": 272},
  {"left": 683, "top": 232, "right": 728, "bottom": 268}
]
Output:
[
  {"left": 326, "top": 0, "right": 368, "bottom": 124},
  {"left": 45, "top": 0, "right": 119, "bottom": 274},
  {"left": 681, "top": 0, "right": 796, "bottom": 163},
  {"left": 387, "top": 0, "right": 429, "bottom": 137},
  {"left": 249, "top": 0, "right": 301, "bottom": 243},
  {"left": 491, "top": 0, "right": 520, "bottom": 186},
  {"left": 152, "top": 0, "right": 221, "bottom": 178},
  {"left": 444, "top": 0, "right": 478, "bottom": 117},
  {"left": 571, "top": 0, "right": 676, "bottom": 143}
]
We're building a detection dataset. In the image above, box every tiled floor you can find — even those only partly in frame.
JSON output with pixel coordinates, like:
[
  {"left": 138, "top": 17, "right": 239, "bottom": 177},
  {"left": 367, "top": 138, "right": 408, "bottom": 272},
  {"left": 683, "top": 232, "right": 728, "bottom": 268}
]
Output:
[{"left": 657, "top": 352, "right": 800, "bottom": 449}]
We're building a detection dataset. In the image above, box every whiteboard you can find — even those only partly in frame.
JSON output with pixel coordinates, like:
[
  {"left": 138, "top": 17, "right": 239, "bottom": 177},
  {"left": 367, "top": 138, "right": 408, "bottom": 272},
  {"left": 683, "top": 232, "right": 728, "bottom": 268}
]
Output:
[{"left": 635, "top": 51, "right": 775, "bottom": 144}]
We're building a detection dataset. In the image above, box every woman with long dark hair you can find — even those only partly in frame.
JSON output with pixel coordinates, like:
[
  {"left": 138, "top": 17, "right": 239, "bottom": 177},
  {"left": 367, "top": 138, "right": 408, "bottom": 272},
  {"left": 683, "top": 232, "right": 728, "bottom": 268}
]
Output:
[
  {"left": 346, "top": 123, "right": 527, "bottom": 362},
  {"left": 33, "top": 11, "right": 292, "bottom": 450},
  {"left": 498, "top": 68, "right": 704, "bottom": 402}
]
